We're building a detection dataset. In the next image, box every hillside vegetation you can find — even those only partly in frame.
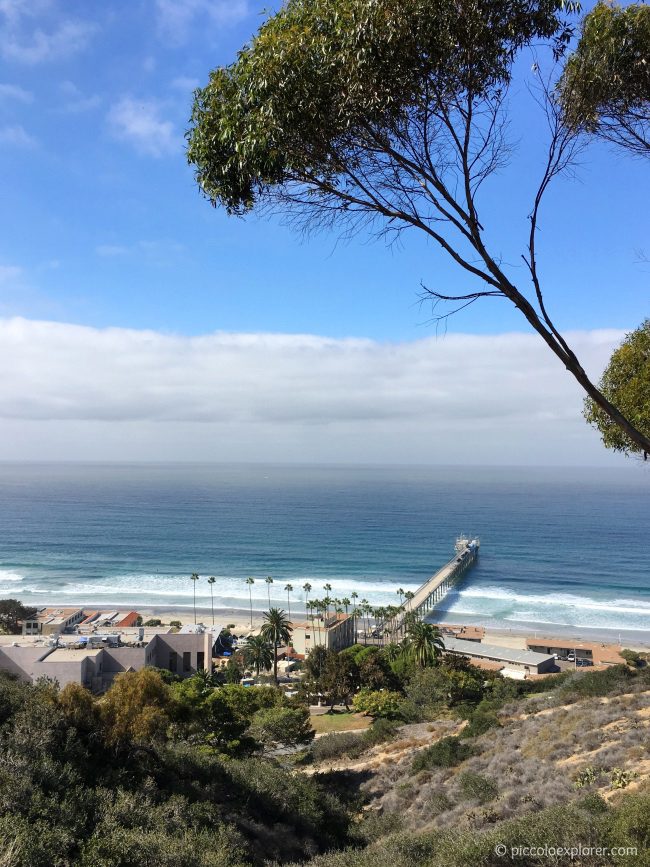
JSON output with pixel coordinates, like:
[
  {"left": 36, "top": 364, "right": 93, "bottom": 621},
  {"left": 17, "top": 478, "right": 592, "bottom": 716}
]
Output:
[{"left": 0, "top": 653, "right": 648, "bottom": 866}]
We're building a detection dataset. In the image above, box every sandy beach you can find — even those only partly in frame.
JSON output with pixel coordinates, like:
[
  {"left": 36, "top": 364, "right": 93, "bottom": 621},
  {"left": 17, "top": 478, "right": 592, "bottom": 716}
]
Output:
[{"left": 31, "top": 601, "right": 650, "bottom": 651}]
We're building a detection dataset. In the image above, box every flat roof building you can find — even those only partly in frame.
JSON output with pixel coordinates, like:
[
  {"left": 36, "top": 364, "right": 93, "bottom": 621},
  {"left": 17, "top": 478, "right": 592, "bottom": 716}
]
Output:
[
  {"left": 443, "top": 636, "right": 556, "bottom": 676},
  {"left": 0, "top": 631, "right": 218, "bottom": 693},
  {"left": 526, "top": 636, "right": 625, "bottom": 667},
  {"left": 437, "top": 623, "right": 485, "bottom": 642},
  {"left": 22, "top": 607, "right": 85, "bottom": 637},
  {"left": 290, "top": 613, "right": 355, "bottom": 656}
]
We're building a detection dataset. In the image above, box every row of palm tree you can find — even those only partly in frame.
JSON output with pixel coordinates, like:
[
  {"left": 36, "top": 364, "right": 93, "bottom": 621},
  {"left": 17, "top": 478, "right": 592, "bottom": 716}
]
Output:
[
  {"left": 243, "top": 578, "right": 349, "bottom": 628},
  {"left": 189, "top": 573, "right": 217, "bottom": 626},
  {"left": 190, "top": 573, "right": 418, "bottom": 638}
]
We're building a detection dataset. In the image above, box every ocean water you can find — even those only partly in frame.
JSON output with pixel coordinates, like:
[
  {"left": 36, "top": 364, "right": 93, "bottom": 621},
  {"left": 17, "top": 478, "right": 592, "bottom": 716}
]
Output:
[{"left": 0, "top": 462, "right": 649, "bottom": 641}]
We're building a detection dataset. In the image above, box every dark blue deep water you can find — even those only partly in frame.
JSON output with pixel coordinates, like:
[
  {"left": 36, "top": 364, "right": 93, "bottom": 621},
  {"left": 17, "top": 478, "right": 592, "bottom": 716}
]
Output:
[{"left": 0, "top": 463, "right": 648, "bottom": 640}]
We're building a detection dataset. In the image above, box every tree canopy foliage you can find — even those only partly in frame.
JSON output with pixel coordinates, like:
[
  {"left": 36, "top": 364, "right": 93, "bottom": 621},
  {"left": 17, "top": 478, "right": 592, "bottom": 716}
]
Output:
[
  {"left": 0, "top": 669, "right": 350, "bottom": 865},
  {"left": 584, "top": 319, "right": 650, "bottom": 458},
  {"left": 0, "top": 599, "right": 36, "bottom": 634},
  {"left": 560, "top": 2, "right": 650, "bottom": 155},
  {"left": 187, "top": 0, "right": 650, "bottom": 458},
  {"left": 188, "top": 0, "right": 573, "bottom": 213}
]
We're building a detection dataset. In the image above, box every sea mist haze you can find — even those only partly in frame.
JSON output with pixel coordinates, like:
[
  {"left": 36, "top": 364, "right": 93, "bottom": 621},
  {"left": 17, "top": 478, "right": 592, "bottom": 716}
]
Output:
[{"left": 0, "top": 463, "right": 648, "bottom": 642}]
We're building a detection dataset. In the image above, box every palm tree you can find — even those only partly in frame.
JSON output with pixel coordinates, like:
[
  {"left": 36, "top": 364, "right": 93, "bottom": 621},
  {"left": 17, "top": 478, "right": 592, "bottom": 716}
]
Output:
[
  {"left": 323, "top": 584, "right": 332, "bottom": 618},
  {"left": 284, "top": 583, "right": 294, "bottom": 620},
  {"left": 341, "top": 597, "right": 350, "bottom": 615},
  {"left": 360, "top": 598, "right": 369, "bottom": 643},
  {"left": 207, "top": 576, "right": 216, "bottom": 625},
  {"left": 310, "top": 598, "right": 320, "bottom": 644},
  {"left": 244, "top": 634, "right": 273, "bottom": 678},
  {"left": 260, "top": 607, "right": 292, "bottom": 684},
  {"left": 303, "top": 581, "right": 312, "bottom": 617},
  {"left": 403, "top": 615, "right": 445, "bottom": 667},
  {"left": 361, "top": 600, "right": 371, "bottom": 643},
  {"left": 397, "top": 587, "right": 405, "bottom": 606},
  {"left": 245, "top": 577, "right": 255, "bottom": 628},
  {"left": 190, "top": 573, "right": 200, "bottom": 624},
  {"left": 265, "top": 575, "right": 274, "bottom": 606},
  {"left": 350, "top": 591, "right": 359, "bottom": 636}
]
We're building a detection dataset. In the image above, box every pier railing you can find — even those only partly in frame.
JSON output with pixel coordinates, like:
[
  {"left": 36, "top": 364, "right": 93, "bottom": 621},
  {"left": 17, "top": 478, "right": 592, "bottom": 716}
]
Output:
[{"left": 390, "top": 539, "right": 480, "bottom": 640}]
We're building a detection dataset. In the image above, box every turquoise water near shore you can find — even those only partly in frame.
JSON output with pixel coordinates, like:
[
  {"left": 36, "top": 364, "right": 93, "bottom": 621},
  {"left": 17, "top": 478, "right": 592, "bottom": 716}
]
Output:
[{"left": 0, "top": 462, "right": 648, "bottom": 640}]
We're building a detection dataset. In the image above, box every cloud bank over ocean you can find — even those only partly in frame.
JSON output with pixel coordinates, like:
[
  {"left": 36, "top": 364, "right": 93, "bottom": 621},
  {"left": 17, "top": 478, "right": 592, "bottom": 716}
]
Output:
[{"left": 0, "top": 317, "right": 626, "bottom": 464}]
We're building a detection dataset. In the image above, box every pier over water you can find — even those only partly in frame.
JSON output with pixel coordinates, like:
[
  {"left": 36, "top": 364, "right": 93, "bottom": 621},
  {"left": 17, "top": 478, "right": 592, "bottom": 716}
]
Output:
[{"left": 392, "top": 536, "right": 480, "bottom": 639}]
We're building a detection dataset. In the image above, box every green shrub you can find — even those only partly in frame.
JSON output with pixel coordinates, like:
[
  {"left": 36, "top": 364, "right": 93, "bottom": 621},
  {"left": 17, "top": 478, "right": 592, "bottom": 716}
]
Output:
[
  {"left": 460, "top": 707, "right": 500, "bottom": 738},
  {"left": 574, "top": 766, "right": 603, "bottom": 788},
  {"left": 560, "top": 665, "right": 636, "bottom": 700},
  {"left": 412, "top": 736, "right": 473, "bottom": 773},
  {"left": 610, "top": 767, "right": 638, "bottom": 789},
  {"left": 607, "top": 792, "right": 650, "bottom": 857},
  {"left": 620, "top": 649, "right": 643, "bottom": 668},
  {"left": 353, "top": 689, "right": 403, "bottom": 719},
  {"left": 361, "top": 717, "right": 400, "bottom": 747},
  {"left": 143, "top": 618, "right": 162, "bottom": 627},
  {"left": 458, "top": 771, "right": 498, "bottom": 804},
  {"left": 311, "top": 731, "right": 364, "bottom": 762}
]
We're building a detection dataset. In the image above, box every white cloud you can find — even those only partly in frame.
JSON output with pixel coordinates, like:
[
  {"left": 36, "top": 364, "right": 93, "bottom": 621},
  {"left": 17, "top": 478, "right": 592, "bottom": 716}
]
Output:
[
  {"left": 0, "top": 264, "right": 22, "bottom": 282},
  {"left": 156, "top": 0, "right": 249, "bottom": 41},
  {"left": 0, "top": 82, "right": 32, "bottom": 101},
  {"left": 171, "top": 75, "right": 200, "bottom": 92},
  {"left": 1, "top": 17, "right": 95, "bottom": 64},
  {"left": 0, "top": 318, "right": 627, "bottom": 464},
  {"left": 0, "top": 123, "right": 35, "bottom": 146},
  {"left": 95, "top": 244, "right": 129, "bottom": 257},
  {"left": 95, "top": 240, "right": 185, "bottom": 259},
  {"left": 58, "top": 80, "right": 100, "bottom": 113},
  {"left": 107, "top": 97, "right": 177, "bottom": 157}
]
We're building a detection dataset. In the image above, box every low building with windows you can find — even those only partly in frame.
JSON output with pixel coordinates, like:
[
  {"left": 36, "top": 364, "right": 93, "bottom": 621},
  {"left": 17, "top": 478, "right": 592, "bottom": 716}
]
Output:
[
  {"left": 437, "top": 623, "right": 485, "bottom": 642},
  {"left": 526, "top": 636, "right": 625, "bottom": 667},
  {"left": 22, "top": 607, "right": 85, "bottom": 637},
  {"left": 0, "top": 630, "right": 219, "bottom": 693},
  {"left": 443, "top": 636, "right": 556, "bottom": 676},
  {"left": 290, "top": 613, "right": 355, "bottom": 656}
]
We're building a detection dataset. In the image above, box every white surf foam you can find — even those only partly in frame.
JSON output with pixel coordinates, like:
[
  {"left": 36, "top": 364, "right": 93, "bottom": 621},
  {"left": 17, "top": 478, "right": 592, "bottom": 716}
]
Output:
[{"left": 0, "top": 570, "right": 25, "bottom": 583}]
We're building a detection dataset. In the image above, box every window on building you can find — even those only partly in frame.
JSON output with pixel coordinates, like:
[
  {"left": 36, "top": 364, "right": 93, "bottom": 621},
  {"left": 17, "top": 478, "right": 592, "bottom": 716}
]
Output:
[
  {"left": 183, "top": 651, "right": 191, "bottom": 672},
  {"left": 169, "top": 652, "right": 177, "bottom": 673},
  {"left": 305, "top": 634, "right": 310, "bottom": 640},
  {"left": 197, "top": 651, "right": 205, "bottom": 671}
]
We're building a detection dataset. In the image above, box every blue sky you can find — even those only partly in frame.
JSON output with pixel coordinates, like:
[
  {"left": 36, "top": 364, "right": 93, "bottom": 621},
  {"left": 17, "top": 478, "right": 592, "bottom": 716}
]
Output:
[{"left": 0, "top": 0, "right": 647, "bottom": 464}]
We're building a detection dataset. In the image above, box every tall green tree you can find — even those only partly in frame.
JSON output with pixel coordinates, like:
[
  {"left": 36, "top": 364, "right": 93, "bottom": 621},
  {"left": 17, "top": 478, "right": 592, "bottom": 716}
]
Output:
[
  {"left": 584, "top": 320, "right": 650, "bottom": 459},
  {"left": 265, "top": 575, "right": 274, "bottom": 607},
  {"left": 402, "top": 615, "right": 445, "bottom": 667},
  {"left": 302, "top": 581, "right": 312, "bottom": 616},
  {"left": 243, "top": 634, "right": 274, "bottom": 677},
  {"left": 320, "top": 651, "right": 359, "bottom": 711},
  {"left": 284, "top": 583, "right": 294, "bottom": 620},
  {"left": 260, "top": 607, "right": 292, "bottom": 684},
  {"left": 323, "top": 584, "right": 332, "bottom": 619},
  {"left": 207, "top": 575, "right": 217, "bottom": 626},
  {"left": 190, "top": 573, "right": 200, "bottom": 625},
  {"left": 245, "top": 576, "right": 255, "bottom": 628},
  {"left": 560, "top": 2, "right": 650, "bottom": 155},
  {"left": 187, "top": 0, "right": 650, "bottom": 458},
  {"left": 0, "top": 599, "right": 37, "bottom": 634}
]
